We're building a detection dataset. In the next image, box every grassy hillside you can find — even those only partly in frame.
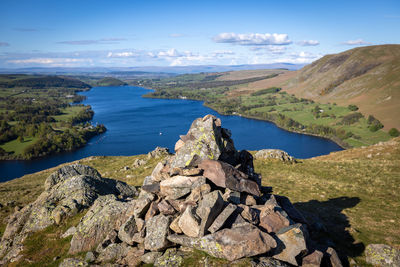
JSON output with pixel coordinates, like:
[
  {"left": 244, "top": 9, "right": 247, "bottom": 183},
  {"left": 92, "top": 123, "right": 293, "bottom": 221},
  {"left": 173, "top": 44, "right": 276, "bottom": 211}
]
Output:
[
  {"left": 279, "top": 45, "right": 400, "bottom": 130},
  {"left": 1, "top": 138, "right": 399, "bottom": 265}
]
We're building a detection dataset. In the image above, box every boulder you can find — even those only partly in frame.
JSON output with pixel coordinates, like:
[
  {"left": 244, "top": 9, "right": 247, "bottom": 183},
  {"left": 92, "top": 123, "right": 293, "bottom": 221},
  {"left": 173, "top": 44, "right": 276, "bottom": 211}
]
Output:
[
  {"left": 257, "top": 203, "right": 291, "bottom": 233},
  {"left": 147, "top": 146, "right": 169, "bottom": 159},
  {"left": 96, "top": 242, "right": 130, "bottom": 263},
  {"left": 222, "top": 189, "right": 241, "bottom": 204},
  {"left": 196, "top": 190, "right": 225, "bottom": 236},
  {"left": 170, "top": 216, "right": 182, "bottom": 234},
  {"left": 199, "top": 159, "right": 261, "bottom": 196},
  {"left": 0, "top": 165, "right": 136, "bottom": 263},
  {"left": 69, "top": 195, "right": 130, "bottom": 254},
  {"left": 254, "top": 149, "right": 295, "bottom": 162},
  {"left": 275, "top": 195, "right": 308, "bottom": 224},
  {"left": 145, "top": 201, "right": 160, "bottom": 220},
  {"left": 178, "top": 206, "right": 201, "bottom": 237},
  {"left": 169, "top": 115, "right": 237, "bottom": 168},
  {"left": 154, "top": 248, "right": 184, "bottom": 267},
  {"left": 133, "top": 192, "right": 155, "bottom": 218},
  {"left": 145, "top": 214, "right": 173, "bottom": 251},
  {"left": 365, "top": 244, "right": 400, "bottom": 267},
  {"left": 160, "top": 175, "right": 206, "bottom": 199},
  {"left": 168, "top": 224, "right": 277, "bottom": 261},
  {"left": 59, "top": 258, "right": 88, "bottom": 267},
  {"left": 273, "top": 224, "right": 308, "bottom": 266}
]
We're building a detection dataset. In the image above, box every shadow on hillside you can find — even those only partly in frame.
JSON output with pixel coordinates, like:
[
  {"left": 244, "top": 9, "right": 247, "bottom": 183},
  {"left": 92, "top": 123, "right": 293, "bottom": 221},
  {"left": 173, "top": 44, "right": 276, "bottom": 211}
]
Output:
[{"left": 294, "top": 196, "right": 364, "bottom": 263}]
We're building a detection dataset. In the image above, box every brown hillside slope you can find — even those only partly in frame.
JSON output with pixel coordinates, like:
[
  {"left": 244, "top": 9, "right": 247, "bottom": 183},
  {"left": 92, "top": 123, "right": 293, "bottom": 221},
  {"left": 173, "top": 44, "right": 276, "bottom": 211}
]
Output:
[{"left": 281, "top": 44, "right": 400, "bottom": 130}]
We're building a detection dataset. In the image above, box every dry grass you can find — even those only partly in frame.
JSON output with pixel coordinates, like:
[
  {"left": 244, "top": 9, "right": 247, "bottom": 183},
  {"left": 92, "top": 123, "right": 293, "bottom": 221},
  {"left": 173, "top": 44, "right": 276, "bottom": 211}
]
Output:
[{"left": 1, "top": 138, "right": 399, "bottom": 265}]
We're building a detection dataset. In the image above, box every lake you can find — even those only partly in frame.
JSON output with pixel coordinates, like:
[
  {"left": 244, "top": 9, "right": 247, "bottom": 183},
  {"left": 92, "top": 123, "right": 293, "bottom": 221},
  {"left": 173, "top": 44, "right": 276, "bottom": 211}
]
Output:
[{"left": 0, "top": 86, "right": 343, "bottom": 182}]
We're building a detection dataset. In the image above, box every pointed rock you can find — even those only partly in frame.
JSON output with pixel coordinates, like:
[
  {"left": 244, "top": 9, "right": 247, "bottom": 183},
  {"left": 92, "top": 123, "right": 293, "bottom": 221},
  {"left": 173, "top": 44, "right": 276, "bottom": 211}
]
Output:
[
  {"left": 178, "top": 206, "right": 201, "bottom": 237},
  {"left": 196, "top": 190, "right": 224, "bottom": 236},
  {"left": 273, "top": 224, "right": 308, "bottom": 266},
  {"left": 302, "top": 250, "right": 324, "bottom": 267},
  {"left": 208, "top": 203, "right": 237, "bottom": 233}
]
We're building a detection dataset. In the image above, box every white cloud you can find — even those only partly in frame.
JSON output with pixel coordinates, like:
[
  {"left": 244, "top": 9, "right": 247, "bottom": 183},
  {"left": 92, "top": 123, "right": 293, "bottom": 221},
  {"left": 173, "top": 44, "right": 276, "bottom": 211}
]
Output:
[
  {"left": 213, "top": 32, "right": 292, "bottom": 46},
  {"left": 107, "top": 51, "right": 137, "bottom": 58},
  {"left": 7, "top": 57, "right": 92, "bottom": 66},
  {"left": 297, "top": 40, "right": 320, "bottom": 46},
  {"left": 158, "top": 48, "right": 182, "bottom": 57},
  {"left": 342, "top": 39, "right": 371, "bottom": 45},
  {"left": 212, "top": 50, "right": 235, "bottom": 57}
]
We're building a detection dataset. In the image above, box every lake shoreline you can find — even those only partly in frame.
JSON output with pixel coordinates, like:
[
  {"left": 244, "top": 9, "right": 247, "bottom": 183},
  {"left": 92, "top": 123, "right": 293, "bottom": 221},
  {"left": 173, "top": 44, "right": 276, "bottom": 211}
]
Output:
[{"left": 143, "top": 92, "right": 348, "bottom": 150}]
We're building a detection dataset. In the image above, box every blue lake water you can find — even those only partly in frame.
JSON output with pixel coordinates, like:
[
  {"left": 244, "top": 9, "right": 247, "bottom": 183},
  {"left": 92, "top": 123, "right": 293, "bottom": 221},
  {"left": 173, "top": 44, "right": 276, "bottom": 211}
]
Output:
[{"left": 0, "top": 86, "right": 343, "bottom": 182}]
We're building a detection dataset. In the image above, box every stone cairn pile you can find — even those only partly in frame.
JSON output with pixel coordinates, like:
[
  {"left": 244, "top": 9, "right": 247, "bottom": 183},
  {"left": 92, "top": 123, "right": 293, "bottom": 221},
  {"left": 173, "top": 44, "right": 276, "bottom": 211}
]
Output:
[{"left": 0, "top": 115, "right": 343, "bottom": 266}]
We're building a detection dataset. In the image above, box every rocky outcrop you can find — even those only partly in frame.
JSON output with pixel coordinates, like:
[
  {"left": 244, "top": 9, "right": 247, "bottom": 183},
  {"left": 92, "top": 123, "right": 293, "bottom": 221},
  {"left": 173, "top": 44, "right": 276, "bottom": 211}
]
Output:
[
  {"left": 0, "top": 164, "right": 137, "bottom": 264},
  {"left": 365, "top": 244, "right": 400, "bottom": 267},
  {"left": 0, "top": 115, "right": 343, "bottom": 267},
  {"left": 255, "top": 149, "right": 295, "bottom": 162}
]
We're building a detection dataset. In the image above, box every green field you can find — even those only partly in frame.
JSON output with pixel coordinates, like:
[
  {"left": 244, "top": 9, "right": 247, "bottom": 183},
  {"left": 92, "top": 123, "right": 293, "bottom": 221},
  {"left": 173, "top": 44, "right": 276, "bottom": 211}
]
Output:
[{"left": 0, "top": 137, "right": 38, "bottom": 155}]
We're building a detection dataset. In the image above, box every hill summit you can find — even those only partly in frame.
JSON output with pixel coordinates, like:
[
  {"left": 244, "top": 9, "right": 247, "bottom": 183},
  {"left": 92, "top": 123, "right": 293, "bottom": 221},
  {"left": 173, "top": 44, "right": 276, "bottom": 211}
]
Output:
[{"left": 0, "top": 115, "right": 343, "bottom": 266}]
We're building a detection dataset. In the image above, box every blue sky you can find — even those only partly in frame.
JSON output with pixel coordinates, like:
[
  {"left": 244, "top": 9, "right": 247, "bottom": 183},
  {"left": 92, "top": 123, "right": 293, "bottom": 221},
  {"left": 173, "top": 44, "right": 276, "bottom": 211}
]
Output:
[{"left": 0, "top": 0, "right": 399, "bottom": 68}]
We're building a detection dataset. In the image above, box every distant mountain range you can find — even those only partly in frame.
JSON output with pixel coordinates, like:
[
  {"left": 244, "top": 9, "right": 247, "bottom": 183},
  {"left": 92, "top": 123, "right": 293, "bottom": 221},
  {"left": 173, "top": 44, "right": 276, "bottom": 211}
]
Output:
[{"left": 0, "top": 63, "right": 304, "bottom": 75}]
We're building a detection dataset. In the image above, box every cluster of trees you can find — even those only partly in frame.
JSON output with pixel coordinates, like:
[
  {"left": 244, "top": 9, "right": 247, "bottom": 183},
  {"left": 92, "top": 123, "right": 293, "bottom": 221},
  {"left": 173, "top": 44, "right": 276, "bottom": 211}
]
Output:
[
  {"left": 22, "top": 125, "right": 106, "bottom": 159},
  {"left": 340, "top": 112, "right": 364, "bottom": 125},
  {"left": 251, "top": 87, "right": 281, "bottom": 96},
  {"left": 2, "top": 75, "right": 91, "bottom": 89},
  {"left": 367, "top": 115, "right": 384, "bottom": 132}
]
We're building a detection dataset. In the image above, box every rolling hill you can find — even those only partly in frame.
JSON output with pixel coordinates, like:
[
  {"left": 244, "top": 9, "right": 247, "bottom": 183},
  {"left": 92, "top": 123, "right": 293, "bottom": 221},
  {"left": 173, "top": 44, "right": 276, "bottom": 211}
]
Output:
[{"left": 282, "top": 45, "right": 400, "bottom": 130}]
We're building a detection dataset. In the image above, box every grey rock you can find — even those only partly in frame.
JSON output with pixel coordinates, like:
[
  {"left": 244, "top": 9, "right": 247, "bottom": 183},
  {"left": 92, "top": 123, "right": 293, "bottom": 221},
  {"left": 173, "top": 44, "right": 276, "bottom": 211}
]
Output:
[
  {"left": 97, "top": 243, "right": 130, "bottom": 263},
  {"left": 142, "top": 251, "right": 163, "bottom": 264},
  {"left": 59, "top": 258, "right": 88, "bottom": 267},
  {"left": 169, "top": 115, "right": 237, "bottom": 168},
  {"left": 69, "top": 195, "right": 130, "bottom": 254},
  {"left": 85, "top": 251, "right": 96, "bottom": 263},
  {"left": 365, "top": 244, "right": 400, "bottom": 267},
  {"left": 223, "top": 189, "right": 241, "bottom": 204},
  {"left": 254, "top": 149, "right": 295, "bottom": 162},
  {"left": 208, "top": 203, "right": 237, "bottom": 233},
  {"left": 61, "top": 226, "right": 77, "bottom": 238},
  {"left": 154, "top": 248, "right": 184, "bottom": 267},
  {"left": 185, "top": 183, "right": 211, "bottom": 203},
  {"left": 178, "top": 206, "right": 201, "bottom": 237},
  {"left": 196, "top": 190, "right": 224, "bottom": 236},
  {"left": 0, "top": 164, "right": 136, "bottom": 263},
  {"left": 159, "top": 175, "right": 206, "bottom": 199},
  {"left": 133, "top": 192, "right": 155, "bottom": 218},
  {"left": 273, "top": 224, "right": 308, "bottom": 266},
  {"left": 168, "top": 223, "right": 276, "bottom": 261},
  {"left": 148, "top": 146, "right": 169, "bottom": 159},
  {"left": 44, "top": 164, "right": 101, "bottom": 191},
  {"left": 118, "top": 215, "right": 138, "bottom": 245},
  {"left": 275, "top": 195, "right": 308, "bottom": 225},
  {"left": 142, "top": 183, "right": 160, "bottom": 193},
  {"left": 144, "top": 214, "right": 172, "bottom": 251}
]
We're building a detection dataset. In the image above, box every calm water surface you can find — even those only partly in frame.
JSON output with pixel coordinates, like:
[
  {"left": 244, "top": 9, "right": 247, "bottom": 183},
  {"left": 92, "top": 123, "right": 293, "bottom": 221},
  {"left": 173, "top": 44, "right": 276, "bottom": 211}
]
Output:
[{"left": 0, "top": 86, "right": 342, "bottom": 181}]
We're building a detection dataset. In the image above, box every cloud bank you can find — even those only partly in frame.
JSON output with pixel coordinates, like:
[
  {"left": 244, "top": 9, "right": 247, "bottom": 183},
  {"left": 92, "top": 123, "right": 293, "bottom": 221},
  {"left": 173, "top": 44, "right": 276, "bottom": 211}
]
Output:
[
  {"left": 342, "top": 39, "right": 371, "bottom": 45},
  {"left": 213, "top": 32, "right": 292, "bottom": 46}
]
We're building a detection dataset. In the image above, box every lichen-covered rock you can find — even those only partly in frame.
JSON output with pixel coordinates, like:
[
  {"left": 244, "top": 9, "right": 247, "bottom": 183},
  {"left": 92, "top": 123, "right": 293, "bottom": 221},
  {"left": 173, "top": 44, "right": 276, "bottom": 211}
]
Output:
[
  {"left": 96, "top": 242, "right": 130, "bottom": 263},
  {"left": 273, "top": 224, "right": 308, "bottom": 266},
  {"left": 169, "top": 115, "right": 237, "bottom": 168},
  {"left": 118, "top": 215, "right": 139, "bottom": 245},
  {"left": 59, "top": 258, "right": 88, "bottom": 267},
  {"left": 145, "top": 214, "right": 173, "bottom": 251},
  {"left": 69, "top": 195, "right": 131, "bottom": 254},
  {"left": 254, "top": 149, "right": 295, "bottom": 162},
  {"left": 154, "top": 248, "right": 184, "bottom": 267},
  {"left": 168, "top": 224, "right": 276, "bottom": 261},
  {"left": 44, "top": 164, "right": 101, "bottom": 191},
  {"left": 365, "top": 244, "right": 400, "bottom": 267},
  {"left": 142, "top": 251, "right": 163, "bottom": 264},
  {"left": 0, "top": 165, "right": 137, "bottom": 263}
]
